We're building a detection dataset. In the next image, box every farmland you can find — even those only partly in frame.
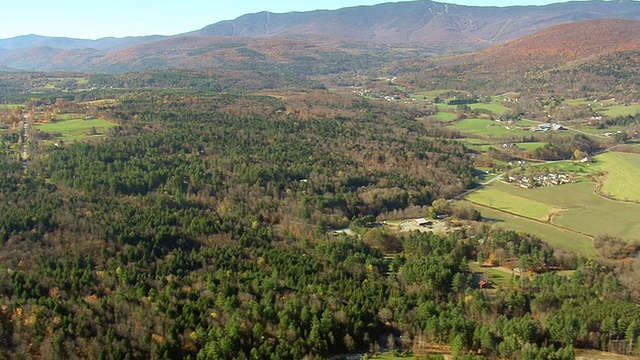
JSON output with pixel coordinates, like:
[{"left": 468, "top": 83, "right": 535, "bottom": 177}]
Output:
[
  {"left": 448, "top": 118, "right": 538, "bottom": 138},
  {"left": 601, "top": 103, "right": 640, "bottom": 117},
  {"left": 592, "top": 151, "right": 640, "bottom": 202},
  {"left": 467, "top": 202, "right": 596, "bottom": 256},
  {"left": 464, "top": 174, "right": 640, "bottom": 254},
  {"left": 469, "top": 101, "right": 511, "bottom": 115},
  {"left": 33, "top": 116, "right": 117, "bottom": 140}
]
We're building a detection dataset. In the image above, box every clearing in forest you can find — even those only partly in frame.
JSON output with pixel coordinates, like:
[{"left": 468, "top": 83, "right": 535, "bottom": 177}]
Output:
[{"left": 34, "top": 116, "right": 116, "bottom": 140}]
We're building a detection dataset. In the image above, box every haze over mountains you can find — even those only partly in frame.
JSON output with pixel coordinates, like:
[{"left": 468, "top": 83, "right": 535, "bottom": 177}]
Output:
[{"left": 1, "top": 0, "right": 640, "bottom": 73}]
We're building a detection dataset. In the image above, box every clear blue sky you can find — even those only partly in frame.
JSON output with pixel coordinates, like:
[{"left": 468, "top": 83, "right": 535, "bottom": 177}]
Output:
[{"left": 0, "top": 0, "right": 593, "bottom": 40}]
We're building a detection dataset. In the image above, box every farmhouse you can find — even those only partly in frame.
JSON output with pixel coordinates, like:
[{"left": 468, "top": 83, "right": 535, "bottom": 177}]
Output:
[{"left": 413, "top": 218, "right": 432, "bottom": 227}]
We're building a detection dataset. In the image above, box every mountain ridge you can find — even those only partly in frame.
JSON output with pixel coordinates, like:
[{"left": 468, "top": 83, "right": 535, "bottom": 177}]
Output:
[{"left": 2, "top": 0, "right": 640, "bottom": 73}]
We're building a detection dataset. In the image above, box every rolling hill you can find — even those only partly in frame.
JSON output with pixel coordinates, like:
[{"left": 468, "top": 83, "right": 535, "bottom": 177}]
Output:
[
  {"left": 475, "top": 18, "right": 640, "bottom": 71},
  {"left": 388, "top": 18, "right": 640, "bottom": 94}
]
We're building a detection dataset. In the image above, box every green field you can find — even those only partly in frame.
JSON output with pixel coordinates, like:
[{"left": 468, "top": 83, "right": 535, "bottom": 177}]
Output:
[
  {"left": 484, "top": 267, "right": 513, "bottom": 287},
  {"left": 592, "top": 152, "right": 640, "bottom": 202},
  {"left": 469, "top": 102, "right": 511, "bottom": 115},
  {"left": 601, "top": 104, "right": 640, "bottom": 117},
  {"left": 563, "top": 98, "right": 590, "bottom": 106},
  {"left": 467, "top": 202, "right": 596, "bottom": 256},
  {"left": 514, "top": 142, "right": 547, "bottom": 151},
  {"left": 466, "top": 184, "right": 554, "bottom": 221},
  {"left": 448, "top": 119, "right": 538, "bottom": 138},
  {"left": 465, "top": 179, "right": 640, "bottom": 246},
  {"left": 557, "top": 98, "right": 640, "bottom": 118},
  {"left": 34, "top": 117, "right": 116, "bottom": 140},
  {"left": 431, "top": 112, "right": 458, "bottom": 122}
]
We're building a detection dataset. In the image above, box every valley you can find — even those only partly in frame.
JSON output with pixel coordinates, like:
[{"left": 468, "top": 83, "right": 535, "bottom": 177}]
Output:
[{"left": 1, "top": 3, "right": 640, "bottom": 360}]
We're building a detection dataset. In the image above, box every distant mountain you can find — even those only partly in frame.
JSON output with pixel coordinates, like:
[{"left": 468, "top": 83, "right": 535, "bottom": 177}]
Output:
[
  {"left": 191, "top": 0, "right": 640, "bottom": 50},
  {"left": 4, "top": 36, "right": 416, "bottom": 74},
  {"left": 0, "top": 34, "right": 165, "bottom": 52},
  {"left": 1, "top": 0, "right": 640, "bottom": 73}
]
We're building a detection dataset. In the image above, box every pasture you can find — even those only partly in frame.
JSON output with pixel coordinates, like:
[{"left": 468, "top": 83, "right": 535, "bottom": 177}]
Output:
[
  {"left": 467, "top": 202, "right": 596, "bottom": 256},
  {"left": 465, "top": 179, "right": 640, "bottom": 245},
  {"left": 466, "top": 184, "right": 554, "bottom": 221},
  {"left": 448, "top": 118, "right": 539, "bottom": 139},
  {"left": 513, "top": 142, "right": 547, "bottom": 151},
  {"left": 34, "top": 116, "right": 116, "bottom": 140},
  {"left": 469, "top": 101, "right": 511, "bottom": 116},
  {"left": 601, "top": 103, "right": 640, "bottom": 117},
  {"left": 592, "top": 151, "right": 640, "bottom": 202},
  {"left": 431, "top": 112, "right": 457, "bottom": 122}
]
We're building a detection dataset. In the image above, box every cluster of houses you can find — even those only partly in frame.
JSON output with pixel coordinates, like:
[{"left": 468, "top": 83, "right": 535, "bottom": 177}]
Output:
[
  {"left": 507, "top": 172, "right": 574, "bottom": 189},
  {"left": 533, "top": 123, "right": 564, "bottom": 132},
  {"left": 352, "top": 88, "right": 417, "bottom": 103}
]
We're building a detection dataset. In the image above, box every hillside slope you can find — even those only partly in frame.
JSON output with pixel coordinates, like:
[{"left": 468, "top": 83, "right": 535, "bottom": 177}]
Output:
[
  {"left": 2, "top": 1, "right": 640, "bottom": 73},
  {"left": 390, "top": 18, "right": 640, "bottom": 94},
  {"left": 192, "top": 0, "right": 640, "bottom": 49}
]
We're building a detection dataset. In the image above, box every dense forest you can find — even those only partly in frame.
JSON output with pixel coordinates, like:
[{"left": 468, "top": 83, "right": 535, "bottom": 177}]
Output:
[{"left": 0, "top": 77, "right": 639, "bottom": 359}]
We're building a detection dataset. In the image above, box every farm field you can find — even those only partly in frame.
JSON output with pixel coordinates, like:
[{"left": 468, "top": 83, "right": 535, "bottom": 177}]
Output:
[
  {"left": 465, "top": 179, "right": 640, "bottom": 245},
  {"left": 563, "top": 98, "right": 640, "bottom": 117},
  {"left": 503, "top": 181, "right": 640, "bottom": 237},
  {"left": 431, "top": 111, "right": 457, "bottom": 122},
  {"left": 34, "top": 117, "right": 116, "bottom": 140},
  {"left": 514, "top": 142, "right": 547, "bottom": 151},
  {"left": 448, "top": 118, "right": 537, "bottom": 138},
  {"left": 469, "top": 101, "right": 511, "bottom": 115},
  {"left": 466, "top": 184, "right": 554, "bottom": 221},
  {"left": 467, "top": 202, "right": 596, "bottom": 256},
  {"left": 592, "top": 151, "right": 640, "bottom": 202},
  {"left": 601, "top": 103, "right": 640, "bottom": 117}
]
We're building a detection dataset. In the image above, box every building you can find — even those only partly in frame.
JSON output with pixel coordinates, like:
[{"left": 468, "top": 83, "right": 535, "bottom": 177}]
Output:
[{"left": 413, "top": 218, "right": 432, "bottom": 227}]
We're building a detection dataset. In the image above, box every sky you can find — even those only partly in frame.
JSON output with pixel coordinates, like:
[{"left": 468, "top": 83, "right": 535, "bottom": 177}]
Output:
[{"left": 0, "top": 0, "right": 596, "bottom": 40}]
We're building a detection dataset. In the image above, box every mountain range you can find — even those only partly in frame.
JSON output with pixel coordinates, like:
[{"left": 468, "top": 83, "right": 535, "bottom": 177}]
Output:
[{"left": 1, "top": 0, "right": 640, "bottom": 73}]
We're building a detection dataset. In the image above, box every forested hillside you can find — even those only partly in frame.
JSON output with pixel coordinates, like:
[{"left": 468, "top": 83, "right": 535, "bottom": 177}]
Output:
[{"left": 0, "top": 82, "right": 639, "bottom": 359}]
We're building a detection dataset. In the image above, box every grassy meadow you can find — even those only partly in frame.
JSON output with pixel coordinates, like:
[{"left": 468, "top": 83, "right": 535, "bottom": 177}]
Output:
[
  {"left": 469, "top": 101, "right": 511, "bottom": 115},
  {"left": 467, "top": 202, "right": 596, "bottom": 256},
  {"left": 448, "top": 118, "right": 539, "bottom": 139},
  {"left": 431, "top": 112, "right": 458, "bottom": 122},
  {"left": 466, "top": 184, "right": 554, "bottom": 221},
  {"left": 601, "top": 104, "right": 640, "bottom": 117},
  {"left": 592, "top": 151, "right": 640, "bottom": 202},
  {"left": 34, "top": 116, "right": 117, "bottom": 140},
  {"left": 466, "top": 174, "right": 640, "bottom": 254}
]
